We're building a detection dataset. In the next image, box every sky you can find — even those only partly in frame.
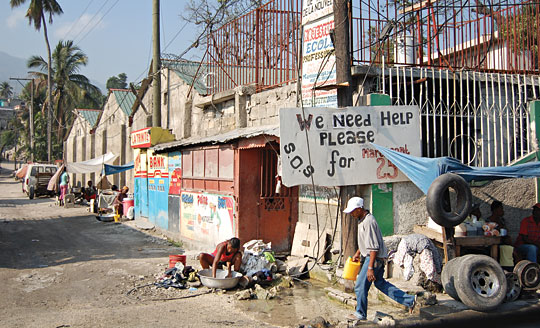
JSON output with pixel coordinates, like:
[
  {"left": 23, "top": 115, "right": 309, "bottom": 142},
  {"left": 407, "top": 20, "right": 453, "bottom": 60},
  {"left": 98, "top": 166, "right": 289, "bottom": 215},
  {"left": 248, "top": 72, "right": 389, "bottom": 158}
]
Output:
[{"left": 0, "top": 0, "right": 202, "bottom": 89}]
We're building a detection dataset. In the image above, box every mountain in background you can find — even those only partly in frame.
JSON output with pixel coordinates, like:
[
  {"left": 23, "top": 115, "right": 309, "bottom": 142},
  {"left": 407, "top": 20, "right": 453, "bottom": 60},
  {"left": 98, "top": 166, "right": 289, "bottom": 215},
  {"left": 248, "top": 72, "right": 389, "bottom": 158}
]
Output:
[
  {"left": 0, "top": 51, "right": 106, "bottom": 97},
  {"left": 0, "top": 51, "right": 28, "bottom": 96}
]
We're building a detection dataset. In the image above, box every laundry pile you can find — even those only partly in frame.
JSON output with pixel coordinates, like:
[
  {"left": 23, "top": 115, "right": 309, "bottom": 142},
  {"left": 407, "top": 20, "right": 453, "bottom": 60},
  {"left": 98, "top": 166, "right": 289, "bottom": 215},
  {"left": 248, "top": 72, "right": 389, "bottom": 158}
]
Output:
[
  {"left": 154, "top": 263, "right": 197, "bottom": 289},
  {"left": 392, "top": 234, "right": 443, "bottom": 284},
  {"left": 241, "top": 239, "right": 278, "bottom": 278}
]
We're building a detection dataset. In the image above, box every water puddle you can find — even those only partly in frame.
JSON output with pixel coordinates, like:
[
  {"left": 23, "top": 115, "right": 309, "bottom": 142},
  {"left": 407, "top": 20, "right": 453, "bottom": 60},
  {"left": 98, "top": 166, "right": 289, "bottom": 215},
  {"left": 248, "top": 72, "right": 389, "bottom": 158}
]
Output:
[{"left": 236, "top": 280, "right": 350, "bottom": 326}]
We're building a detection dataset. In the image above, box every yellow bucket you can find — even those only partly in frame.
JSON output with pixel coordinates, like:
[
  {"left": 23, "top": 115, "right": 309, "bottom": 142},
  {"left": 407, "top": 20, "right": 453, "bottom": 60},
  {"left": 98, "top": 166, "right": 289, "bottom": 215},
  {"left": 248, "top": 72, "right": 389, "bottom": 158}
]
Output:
[
  {"left": 342, "top": 256, "right": 361, "bottom": 280},
  {"left": 114, "top": 214, "right": 121, "bottom": 222}
]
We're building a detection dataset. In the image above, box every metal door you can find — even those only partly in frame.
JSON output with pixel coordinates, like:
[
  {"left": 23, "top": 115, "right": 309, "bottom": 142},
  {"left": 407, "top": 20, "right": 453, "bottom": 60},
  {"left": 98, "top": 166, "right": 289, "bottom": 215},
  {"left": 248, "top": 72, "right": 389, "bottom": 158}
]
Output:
[{"left": 258, "top": 148, "right": 297, "bottom": 252}]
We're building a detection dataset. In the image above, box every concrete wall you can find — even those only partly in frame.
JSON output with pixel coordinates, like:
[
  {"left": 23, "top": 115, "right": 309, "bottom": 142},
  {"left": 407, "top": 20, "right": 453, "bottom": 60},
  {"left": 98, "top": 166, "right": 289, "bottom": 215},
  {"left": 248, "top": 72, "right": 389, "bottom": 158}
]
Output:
[
  {"left": 93, "top": 92, "right": 133, "bottom": 189},
  {"left": 392, "top": 178, "right": 535, "bottom": 242},
  {"left": 247, "top": 84, "right": 297, "bottom": 127}
]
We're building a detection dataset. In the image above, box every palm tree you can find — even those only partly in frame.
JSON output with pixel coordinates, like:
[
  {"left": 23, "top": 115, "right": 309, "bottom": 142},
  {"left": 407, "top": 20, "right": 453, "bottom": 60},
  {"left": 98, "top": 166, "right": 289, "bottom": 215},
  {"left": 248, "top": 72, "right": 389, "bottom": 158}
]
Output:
[
  {"left": 10, "top": 0, "right": 63, "bottom": 163},
  {"left": 0, "top": 82, "right": 14, "bottom": 98},
  {"left": 28, "top": 40, "right": 101, "bottom": 142}
]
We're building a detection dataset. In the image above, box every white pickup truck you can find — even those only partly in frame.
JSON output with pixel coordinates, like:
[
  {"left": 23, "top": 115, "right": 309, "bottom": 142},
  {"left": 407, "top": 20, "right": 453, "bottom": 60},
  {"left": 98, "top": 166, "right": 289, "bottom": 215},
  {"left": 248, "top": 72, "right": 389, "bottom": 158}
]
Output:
[{"left": 22, "top": 164, "right": 58, "bottom": 199}]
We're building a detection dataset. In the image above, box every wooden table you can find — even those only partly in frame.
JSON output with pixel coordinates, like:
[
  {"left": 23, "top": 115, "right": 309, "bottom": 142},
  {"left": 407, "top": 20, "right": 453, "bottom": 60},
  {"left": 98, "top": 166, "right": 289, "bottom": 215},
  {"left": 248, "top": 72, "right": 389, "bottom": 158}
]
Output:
[{"left": 414, "top": 225, "right": 502, "bottom": 262}]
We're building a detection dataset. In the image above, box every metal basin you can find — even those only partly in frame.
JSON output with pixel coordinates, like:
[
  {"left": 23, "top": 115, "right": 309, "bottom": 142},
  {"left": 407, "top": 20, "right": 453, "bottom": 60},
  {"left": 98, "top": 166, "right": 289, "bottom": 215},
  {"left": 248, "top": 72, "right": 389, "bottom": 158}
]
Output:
[{"left": 198, "top": 269, "right": 242, "bottom": 289}]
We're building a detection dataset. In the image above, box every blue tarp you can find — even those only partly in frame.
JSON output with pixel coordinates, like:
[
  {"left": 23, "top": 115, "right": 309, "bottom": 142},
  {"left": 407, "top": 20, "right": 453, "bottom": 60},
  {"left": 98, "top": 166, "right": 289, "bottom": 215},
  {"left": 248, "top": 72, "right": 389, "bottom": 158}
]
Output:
[
  {"left": 372, "top": 144, "right": 540, "bottom": 195},
  {"left": 104, "top": 162, "right": 134, "bottom": 176}
]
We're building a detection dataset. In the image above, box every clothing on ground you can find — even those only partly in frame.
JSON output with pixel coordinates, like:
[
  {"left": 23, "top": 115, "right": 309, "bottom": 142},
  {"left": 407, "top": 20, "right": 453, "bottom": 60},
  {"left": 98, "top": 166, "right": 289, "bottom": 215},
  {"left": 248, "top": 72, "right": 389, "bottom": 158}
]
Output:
[{"left": 393, "top": 234, "right": 442, "bottom": 283}]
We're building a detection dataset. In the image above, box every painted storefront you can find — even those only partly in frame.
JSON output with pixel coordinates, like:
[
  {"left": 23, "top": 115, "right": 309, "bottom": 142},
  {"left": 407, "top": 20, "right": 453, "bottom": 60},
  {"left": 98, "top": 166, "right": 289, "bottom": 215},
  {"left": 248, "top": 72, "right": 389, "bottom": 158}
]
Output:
[
  {"left": 168, "top": 151, "right": 182, "bottom": 232},
  {"left": 148, "top": 150, "right": 169, "bottom": 229},
  {"left": 130, "top": 127, "right": 175, "bottom": 224},
  {"left": 133, "top": 149, "right": 149, "bottom": 218}
]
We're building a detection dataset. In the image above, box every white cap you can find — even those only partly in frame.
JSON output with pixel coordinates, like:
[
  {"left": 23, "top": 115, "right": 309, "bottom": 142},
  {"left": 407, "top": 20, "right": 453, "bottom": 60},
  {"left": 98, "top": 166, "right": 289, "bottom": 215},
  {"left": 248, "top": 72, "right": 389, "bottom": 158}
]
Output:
[{"left": 343, "top": 197, "right": 364, "bottom": 213}]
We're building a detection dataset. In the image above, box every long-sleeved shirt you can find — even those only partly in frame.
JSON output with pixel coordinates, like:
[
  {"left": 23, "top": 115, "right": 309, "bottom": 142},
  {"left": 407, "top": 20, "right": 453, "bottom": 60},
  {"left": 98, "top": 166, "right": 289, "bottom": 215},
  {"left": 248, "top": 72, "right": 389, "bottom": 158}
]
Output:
[{"left": 357, "top": 213, "right": 388, "bottom": 258}]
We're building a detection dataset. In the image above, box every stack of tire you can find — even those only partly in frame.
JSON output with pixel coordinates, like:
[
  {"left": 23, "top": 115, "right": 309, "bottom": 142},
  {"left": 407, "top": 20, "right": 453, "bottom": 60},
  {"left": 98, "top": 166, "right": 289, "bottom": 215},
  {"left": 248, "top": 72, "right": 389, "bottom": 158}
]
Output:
[{"left": 428, "top": 173, "right": 508, "bottom": 311}]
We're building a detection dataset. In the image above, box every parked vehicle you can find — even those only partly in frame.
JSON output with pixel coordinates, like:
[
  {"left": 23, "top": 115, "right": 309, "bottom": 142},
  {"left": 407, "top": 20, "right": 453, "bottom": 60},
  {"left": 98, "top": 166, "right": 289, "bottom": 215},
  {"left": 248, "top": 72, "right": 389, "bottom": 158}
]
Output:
[{"left": 22, "top": 164, "right": 58, "bottom": 199}]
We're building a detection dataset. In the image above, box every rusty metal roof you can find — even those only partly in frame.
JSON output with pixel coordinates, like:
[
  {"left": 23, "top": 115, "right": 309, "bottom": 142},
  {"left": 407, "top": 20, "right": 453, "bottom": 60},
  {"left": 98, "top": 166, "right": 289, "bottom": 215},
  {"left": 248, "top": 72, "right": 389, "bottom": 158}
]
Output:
[{"left": 152, "top": 124, "right": 280, "bottom": 153}]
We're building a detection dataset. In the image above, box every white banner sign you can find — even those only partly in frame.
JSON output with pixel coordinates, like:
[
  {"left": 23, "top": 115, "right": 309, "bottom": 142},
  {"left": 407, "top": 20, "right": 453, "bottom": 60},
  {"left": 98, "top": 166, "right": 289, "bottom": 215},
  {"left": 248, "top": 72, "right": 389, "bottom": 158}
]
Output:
[
  {"left": 302, "top": 0, "right": 334, "bottom": 25},
  {"left": 301, "top": 15, "right": 337, "bottom": 108},
  {"left": 279, "top": 106, "right": 421, "bottom": 187}
]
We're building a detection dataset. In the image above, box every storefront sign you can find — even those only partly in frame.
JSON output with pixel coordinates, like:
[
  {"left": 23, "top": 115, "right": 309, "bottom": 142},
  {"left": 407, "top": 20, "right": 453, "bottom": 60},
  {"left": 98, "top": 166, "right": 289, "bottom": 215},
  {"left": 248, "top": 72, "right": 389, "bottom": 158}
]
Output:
[
  {"left": 148, "top": 151, "right": 168, "bottom": 179},
  {"left": 302, "top": 0, "right": 334, "bottom": 25},
  {"left": 279, "top": 106, "right": 421, "bottom": 186},
  {"left": 131, "top": 128, "right": 151, "bottom": 148},
  {"left": 130, "top": 127, "right": 176, "bottom": 149},
  {"left": 180, "top": 191, "right": 235, "bottom": 244},
  {"left": 301, "top": 15, "right": 337, "bottom": 108}
]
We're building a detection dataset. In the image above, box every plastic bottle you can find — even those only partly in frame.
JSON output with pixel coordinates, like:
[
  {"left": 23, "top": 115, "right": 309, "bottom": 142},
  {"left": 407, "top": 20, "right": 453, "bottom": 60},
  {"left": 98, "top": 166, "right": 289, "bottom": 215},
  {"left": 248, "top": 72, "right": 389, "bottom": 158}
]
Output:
[{"left": 342, "top": 256, "right": 361, "bottom": 280}]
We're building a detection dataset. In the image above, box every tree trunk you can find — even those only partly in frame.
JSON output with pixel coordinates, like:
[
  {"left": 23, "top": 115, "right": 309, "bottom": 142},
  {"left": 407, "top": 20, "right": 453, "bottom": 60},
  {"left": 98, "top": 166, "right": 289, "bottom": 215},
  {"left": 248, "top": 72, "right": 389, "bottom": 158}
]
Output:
[{"left": 42, "top": 16, "right": 53, "bottom": 163}]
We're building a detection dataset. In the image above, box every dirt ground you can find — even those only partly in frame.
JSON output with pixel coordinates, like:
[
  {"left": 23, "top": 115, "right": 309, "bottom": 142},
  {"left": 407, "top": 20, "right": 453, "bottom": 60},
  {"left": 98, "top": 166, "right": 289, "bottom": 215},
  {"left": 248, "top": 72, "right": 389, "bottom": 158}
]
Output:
[{"left": 0, "top": 165, "right": 359, "bottom": 328}]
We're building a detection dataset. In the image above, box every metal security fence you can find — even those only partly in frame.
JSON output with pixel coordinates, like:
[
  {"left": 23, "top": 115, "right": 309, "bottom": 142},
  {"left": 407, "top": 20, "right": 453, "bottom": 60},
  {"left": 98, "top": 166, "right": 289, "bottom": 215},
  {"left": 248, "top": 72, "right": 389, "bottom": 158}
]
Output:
[
  {"left": 205, "top": 0, "right": 301, "bottom": 94},
  {"left": 351, "top": 0, "right": 540, "bottom": 74},
  {"left": 381, "top": 67, "right": 539, "bottom": 166}
]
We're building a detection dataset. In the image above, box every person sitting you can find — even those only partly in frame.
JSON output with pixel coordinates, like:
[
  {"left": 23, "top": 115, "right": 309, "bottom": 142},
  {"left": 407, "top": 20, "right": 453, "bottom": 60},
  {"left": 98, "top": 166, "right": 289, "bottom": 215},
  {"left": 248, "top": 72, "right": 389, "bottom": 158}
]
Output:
[
  {"left": 82, "top": 180, "right": 97, "bottom": 201},
  {"left": 113, "top": 186, "right": 129, "bottom": 216},
  {"left": 486, "top": 200, "right": 512, "bottom": 245},
  {"left": 514, "top": 204, "right": 540, "bottom": 263},
  {"left": 198, "top": 238, "right": 242, "bottom": 278}
]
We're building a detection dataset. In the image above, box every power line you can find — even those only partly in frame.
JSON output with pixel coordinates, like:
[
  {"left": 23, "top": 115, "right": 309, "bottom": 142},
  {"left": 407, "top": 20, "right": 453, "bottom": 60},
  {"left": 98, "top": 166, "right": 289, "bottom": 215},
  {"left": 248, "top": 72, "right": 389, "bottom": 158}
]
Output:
[
  {"left": 76, "top": 0, "right": 120, "bottom": 45},
  {"left": 72, "top": 0, "right": 111, "bottom": 43},
  {"left": 62, "top": 0, "right": 95, "bottom": 39}
]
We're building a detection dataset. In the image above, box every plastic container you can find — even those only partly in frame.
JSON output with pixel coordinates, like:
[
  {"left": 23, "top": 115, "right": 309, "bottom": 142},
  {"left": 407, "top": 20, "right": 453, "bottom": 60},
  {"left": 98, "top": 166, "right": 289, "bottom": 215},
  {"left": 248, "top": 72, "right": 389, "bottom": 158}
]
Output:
[
  {"left": 168, "top": 254, "right": 186, "bottom": 268},
  {"left": 122, "top": 198, "right": 134, "bottom": 215},
  {"left": 342, "top": 256, "right": 361, "bottom": 280}
]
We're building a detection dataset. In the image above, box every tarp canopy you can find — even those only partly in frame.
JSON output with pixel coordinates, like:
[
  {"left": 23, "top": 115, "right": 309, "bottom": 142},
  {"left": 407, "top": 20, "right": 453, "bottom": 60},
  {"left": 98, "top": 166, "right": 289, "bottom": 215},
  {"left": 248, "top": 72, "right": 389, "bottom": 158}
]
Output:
[
  {"left": 16, "top": 164, "right": 28, "bottom": 179},
  {"left": 372, "top": 144, "right": 540, "bottom": 195},
  {"left": 66, "top": 152, "right": 117, "bottom": 174},
  {"left": 104, "top": 162, "right": 134, "bottom": 176},
  {"left": 47, "top": 164, "right": 64, "bottom": 192}
]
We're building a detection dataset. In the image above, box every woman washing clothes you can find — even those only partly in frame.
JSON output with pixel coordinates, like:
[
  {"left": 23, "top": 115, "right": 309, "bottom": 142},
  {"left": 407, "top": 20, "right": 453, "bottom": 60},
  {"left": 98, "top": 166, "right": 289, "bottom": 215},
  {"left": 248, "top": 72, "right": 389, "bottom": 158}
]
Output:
[{"left": 198, "top": 238, "right": 242, "bottom": 278}]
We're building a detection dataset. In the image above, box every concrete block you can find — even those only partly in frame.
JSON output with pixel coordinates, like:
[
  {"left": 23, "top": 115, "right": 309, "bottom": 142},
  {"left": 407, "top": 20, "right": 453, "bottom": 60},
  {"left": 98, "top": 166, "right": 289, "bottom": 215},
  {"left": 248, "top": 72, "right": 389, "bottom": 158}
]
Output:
[{"left": 301, "top": 202, "right": 316, "bottom": 214}]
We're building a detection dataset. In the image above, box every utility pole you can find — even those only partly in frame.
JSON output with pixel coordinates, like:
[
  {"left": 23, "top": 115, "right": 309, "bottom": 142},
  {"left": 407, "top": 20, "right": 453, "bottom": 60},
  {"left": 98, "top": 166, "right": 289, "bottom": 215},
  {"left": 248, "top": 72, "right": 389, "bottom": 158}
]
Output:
[
  {"left": 333, "top": 0, "right": 357, "bottom": 266},
  {"left": 152, "top": 0, "right": 162, "bottom": 127},
  {"left": 10, "top": 77, "right": 34, "bottom": 162}
]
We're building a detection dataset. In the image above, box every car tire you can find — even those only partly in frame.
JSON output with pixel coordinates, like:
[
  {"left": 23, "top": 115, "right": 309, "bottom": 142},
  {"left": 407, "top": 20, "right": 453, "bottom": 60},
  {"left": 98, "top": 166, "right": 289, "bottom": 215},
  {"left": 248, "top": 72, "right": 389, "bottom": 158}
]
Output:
[
  {"left": 505, "top": 272, "right": 521, "bottom": 303},
  {"left": 513, "top": 260, "right": 540, "bottom": 289},
  {"left": 441, "top": 255, "right": 475, "bottom": 301},
  {"left": 455, "top": 255, "right": 507, "bottom": 312},
  {"left": 29, "top": 186, "right": 35, "bottom": 200},
  {"left": 427, "top": 173, "right": 472, "bottom": 228}
]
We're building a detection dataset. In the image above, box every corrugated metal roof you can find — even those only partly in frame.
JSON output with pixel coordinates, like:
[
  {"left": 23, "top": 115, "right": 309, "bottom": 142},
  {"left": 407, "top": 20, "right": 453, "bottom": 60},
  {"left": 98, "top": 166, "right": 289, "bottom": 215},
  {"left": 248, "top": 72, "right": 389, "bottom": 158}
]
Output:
[
  {"left": 152, "top": 124, "right": 280, "bottom": 153},
  {"left": 162, "top": 59, "right": 208, "bottom": 95},
  {"left": 78, "top": 109, "right": 101, "bottom": 127},
  {"left": 111, "top": 89, "right": 136, "bottom": 116}
]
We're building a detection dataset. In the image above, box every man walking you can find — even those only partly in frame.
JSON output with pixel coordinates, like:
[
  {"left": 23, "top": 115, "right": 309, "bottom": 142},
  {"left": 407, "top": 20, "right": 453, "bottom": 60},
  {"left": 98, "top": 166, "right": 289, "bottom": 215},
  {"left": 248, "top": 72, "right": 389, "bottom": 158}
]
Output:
[{"left": 344, "top": 197, "right": 416, "bottom": 321}]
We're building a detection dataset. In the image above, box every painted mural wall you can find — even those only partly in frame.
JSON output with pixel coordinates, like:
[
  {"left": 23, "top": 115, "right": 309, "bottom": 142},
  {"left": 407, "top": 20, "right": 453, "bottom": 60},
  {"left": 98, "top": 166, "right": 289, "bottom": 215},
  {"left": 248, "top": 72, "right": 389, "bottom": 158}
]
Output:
[
  {"left": 168, "top": 151, "right": 182, "bottom": 195},
  {"left": 180, "top": 191, "right": 236, "bottom": 245}
]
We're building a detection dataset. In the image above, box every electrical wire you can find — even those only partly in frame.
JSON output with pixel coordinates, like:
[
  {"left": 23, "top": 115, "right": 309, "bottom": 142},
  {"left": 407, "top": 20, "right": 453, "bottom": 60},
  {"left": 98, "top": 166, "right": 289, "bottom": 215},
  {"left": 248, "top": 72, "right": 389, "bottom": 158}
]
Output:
[
  {"left": 72, "top": 0, "right": 111, "bottom": 44},
  {"left": 76, "top": 0, "right": 120, "bottom": 45},
  {"left": 62, "top": 0, "right": 95, "bottom": 39}
]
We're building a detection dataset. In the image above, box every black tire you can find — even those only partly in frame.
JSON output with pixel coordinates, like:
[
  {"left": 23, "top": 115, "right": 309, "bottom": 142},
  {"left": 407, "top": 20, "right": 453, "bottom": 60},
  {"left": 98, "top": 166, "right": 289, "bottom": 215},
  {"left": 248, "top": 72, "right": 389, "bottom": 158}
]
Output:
[
  {"left": 504, "top": 272, "right": 521, "bottom": 303},
  {"left": 455, "top": 255, "right": 507, "bottom": 312},
  {"left": 441, "top": 255, "right": 475, "bottom": 301},
  {"left": 427, "top": 173, "right": 472, "bottom": 228},
  {"left": 29, "top": 186, "right": 35, "bottom": 200}
]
